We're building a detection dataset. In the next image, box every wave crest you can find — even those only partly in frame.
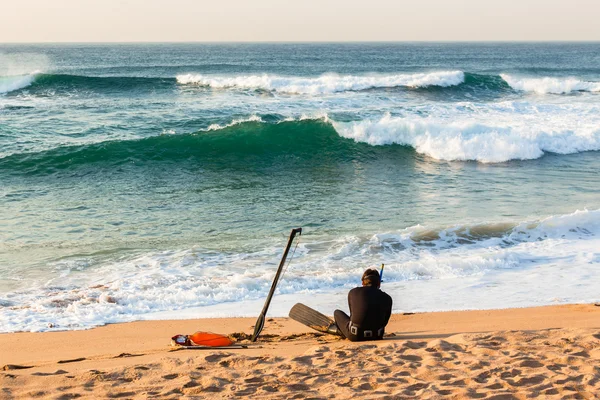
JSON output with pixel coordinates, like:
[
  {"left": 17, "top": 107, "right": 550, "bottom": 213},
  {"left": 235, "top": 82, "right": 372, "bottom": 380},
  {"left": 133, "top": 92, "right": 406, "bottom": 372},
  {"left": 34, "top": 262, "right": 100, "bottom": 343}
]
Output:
[
  {"left": 206, "top": 115, "right": 263, "bottom": 131},
  {"left": 501, "top": 74, "right": 600, "bottom": 94},
  {"left": 0, "top": 74, "right": 37, "bottom": 94},
  {"left": 333, "top": 113, "right": 600, "bottom": 163},
  {"left": 176, "top": 71, "right": 465, "bottom": 94}
]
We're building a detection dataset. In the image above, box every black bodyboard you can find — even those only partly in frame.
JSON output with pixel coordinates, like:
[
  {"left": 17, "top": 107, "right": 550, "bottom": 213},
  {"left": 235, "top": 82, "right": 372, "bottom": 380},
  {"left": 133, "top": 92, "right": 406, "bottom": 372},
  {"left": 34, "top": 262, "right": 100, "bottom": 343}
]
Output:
[{"left": 289, "top": 303, "right": 336, "bottom": 334}]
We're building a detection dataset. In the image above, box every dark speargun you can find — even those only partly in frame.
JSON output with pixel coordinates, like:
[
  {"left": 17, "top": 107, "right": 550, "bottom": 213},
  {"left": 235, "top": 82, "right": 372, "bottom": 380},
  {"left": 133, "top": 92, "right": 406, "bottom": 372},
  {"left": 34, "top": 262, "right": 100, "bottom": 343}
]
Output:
[{"left": 251, "top": 227, "right": 302, "bottom": 342}]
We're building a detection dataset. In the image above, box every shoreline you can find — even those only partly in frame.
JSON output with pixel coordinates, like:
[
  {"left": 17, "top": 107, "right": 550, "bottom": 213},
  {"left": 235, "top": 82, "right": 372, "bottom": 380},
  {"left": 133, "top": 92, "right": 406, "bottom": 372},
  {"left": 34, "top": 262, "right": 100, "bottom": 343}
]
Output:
[
  {"left": 2, "top": 304, "right": 600, "bottom": 398},
  {"left": 3, "top": 303, "right": 599, "bottom": 365}
]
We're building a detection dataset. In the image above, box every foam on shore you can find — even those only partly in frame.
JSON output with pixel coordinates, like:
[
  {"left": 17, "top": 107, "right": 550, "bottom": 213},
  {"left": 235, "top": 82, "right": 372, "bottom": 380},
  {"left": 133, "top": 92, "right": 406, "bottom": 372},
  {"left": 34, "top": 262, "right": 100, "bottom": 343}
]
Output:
[{"left": 1, "top": 209, "right": 599, "bottom": 332}]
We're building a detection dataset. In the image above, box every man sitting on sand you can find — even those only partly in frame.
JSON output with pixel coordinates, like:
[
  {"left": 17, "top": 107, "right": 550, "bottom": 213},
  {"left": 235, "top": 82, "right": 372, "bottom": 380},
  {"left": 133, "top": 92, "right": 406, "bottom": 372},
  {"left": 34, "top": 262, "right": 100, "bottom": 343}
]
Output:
[{"left": 333, "top": 268, "right": 393, "bottom": 341}]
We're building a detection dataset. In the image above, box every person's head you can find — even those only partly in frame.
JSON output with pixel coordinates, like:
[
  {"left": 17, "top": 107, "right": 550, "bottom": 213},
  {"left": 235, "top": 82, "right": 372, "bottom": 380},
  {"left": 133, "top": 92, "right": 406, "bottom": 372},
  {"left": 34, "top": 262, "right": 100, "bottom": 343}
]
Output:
[{"left": 362, "top": 268, "right": 381, "bottom": 288}]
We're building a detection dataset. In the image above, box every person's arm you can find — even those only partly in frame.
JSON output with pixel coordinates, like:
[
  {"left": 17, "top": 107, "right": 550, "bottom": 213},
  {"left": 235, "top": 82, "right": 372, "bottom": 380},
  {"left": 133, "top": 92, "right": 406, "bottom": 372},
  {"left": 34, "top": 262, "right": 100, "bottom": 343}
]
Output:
[
  {"left": 347, "top": 289, "right": 353, "bottom": 317},
  {"left": 383, "top": 295, "right": 392, "bottom": 326}
]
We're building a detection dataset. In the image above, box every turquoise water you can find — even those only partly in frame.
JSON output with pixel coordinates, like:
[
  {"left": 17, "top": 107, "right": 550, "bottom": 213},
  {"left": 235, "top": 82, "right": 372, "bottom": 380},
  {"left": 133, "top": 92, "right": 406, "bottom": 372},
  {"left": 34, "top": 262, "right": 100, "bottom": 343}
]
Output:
[{"left": 1, "top": 43, "right": 599, "bottom": 332}]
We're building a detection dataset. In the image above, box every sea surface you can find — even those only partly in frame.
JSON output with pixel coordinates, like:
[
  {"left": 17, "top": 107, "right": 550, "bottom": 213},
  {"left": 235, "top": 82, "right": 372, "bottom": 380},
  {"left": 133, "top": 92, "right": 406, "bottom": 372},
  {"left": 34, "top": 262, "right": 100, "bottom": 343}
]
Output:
[{"left": 1, "top": 43, "right": 599, "bottom": 332}]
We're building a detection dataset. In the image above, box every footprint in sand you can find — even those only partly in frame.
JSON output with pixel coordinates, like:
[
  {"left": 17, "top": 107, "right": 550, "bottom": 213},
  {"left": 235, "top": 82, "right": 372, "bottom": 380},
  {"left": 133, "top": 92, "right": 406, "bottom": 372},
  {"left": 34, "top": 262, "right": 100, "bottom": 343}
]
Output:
[
  {"left": 286, "top": 383, "right": 310, "bottom": 391},
  {"left": 204, "top": 353, "right": 231, "bottom": 363},
  {"left": 516, "top": 375, "right": 546, "bottom": 386},
  {"left": 244, "top": 376, "right": 263, "bottom": 383},
  {"left": 57, "top": 358, "right": 86, "bottom": 364},
  {"left": 182, "top": 379, "right": 199, "bottom": 388},
  {"left": 473, "top": 371, "right": 491, "bottom": 383},
  {"left": 235, "top": 387, "right": 258, "bottom": 396},
  {"left": 31, "top": 369, "right": 69, "bottom": 376},
  {"left": 485, "top": 394, "right": 519, "bottom": 400},
  {"left": 518, "top": 359, "right": 544, "bottom": 368},
  {"left": 2, "top": 364, "right": 33, "bottom": 371},
  {"left": 404, "top": 341, "right": 427, "bottom": 349},
  {"left": 436, "top": 373, "right": 455, "bottom": 381},
  {"left": 291, "top": 355, "right": 314, "bottom": 365},
  {"left": 25, "top": 391, "right": 47, "bottom": 397},
  {"left": 499, "top": 369, "right": 521, "bottom": 379},
  {"left": 400, "top": 354, "right": 422, "bottom": 362},
  {"left": 55, "top": 394, "right": 82, "bottom": 400},
  {"left": 202, "top": 385, "right": 223, "bottom": 393}
]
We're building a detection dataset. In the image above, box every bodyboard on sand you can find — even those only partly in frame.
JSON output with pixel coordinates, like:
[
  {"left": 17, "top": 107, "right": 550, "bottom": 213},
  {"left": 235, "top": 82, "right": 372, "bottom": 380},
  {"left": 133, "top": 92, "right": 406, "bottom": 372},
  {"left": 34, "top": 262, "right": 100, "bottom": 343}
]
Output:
[
  {"left": 289, "top": 303, "right": 338, "bottom": 335},
  {"left": 171, "top": 332, "right": 234, "bottom": 348}
]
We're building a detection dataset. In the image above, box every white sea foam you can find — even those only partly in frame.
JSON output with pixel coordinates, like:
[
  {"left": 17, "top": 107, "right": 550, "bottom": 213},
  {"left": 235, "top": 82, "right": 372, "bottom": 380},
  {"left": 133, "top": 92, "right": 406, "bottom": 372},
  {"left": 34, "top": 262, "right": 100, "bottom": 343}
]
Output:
[
  {"left": 0, "top": 53, "right": 48, "bottom": 75},
  {"left": 0, "top": 74, "right": 36, "bottom": 94},
  {"left": 176, "top": 71, "right": 465, "bottom": 94},
  {"left": 205, "top": 113, "right": 328, "bottom": 132},
  {"left": 206, "top": 114, "right": 263, "bottom": 131},
  {"left": 1, "top": 209, "right": 599, "bottom": 332},
  {"left": 280, "top": 112, "right": 331, "bottom": 123},
  {"left": 0, "top": 52, "right": 48, "bottom": 94},
  {"left": 332, "top": 112, "right": 600, "bottom": 162},
  {"left": 501, "top": 74, "right": 600, "bottom": 94}
]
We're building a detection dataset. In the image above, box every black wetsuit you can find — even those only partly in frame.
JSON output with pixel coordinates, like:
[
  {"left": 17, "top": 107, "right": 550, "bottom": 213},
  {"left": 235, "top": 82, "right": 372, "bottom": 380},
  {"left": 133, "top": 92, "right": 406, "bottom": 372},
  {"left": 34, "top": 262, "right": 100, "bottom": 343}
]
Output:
[{"left": 334, "top": 285, "right": 392, "bottom": 341}]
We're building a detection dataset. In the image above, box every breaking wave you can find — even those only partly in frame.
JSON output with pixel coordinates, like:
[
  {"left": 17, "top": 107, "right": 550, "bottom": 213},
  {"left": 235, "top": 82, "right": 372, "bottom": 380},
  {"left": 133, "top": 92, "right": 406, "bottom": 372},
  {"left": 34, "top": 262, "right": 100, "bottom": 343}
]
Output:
[
  {"left": 0, "top": 74, "right": 37, "bottom": 94},
  {"left": 2, "top": 113, "right": 600, "bottom": 175},
  {"left": 3, "top": 71, "right": 599, "bottom": 97},
  {"left": 176, "top": 71, "right": 466, "bottom": 94},
  {"left": 334, "top": 113, "right": 600, "bottom": 163},
  {"left": 501, "top": 74, "right": 600, "bottom": 94}
]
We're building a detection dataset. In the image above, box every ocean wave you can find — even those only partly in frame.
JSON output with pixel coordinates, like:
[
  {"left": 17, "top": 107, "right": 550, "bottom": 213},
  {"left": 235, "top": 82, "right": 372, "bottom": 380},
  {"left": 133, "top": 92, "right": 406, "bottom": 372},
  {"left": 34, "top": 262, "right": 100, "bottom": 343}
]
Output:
[
  {"left": 0, "top": 73, "right": 175, "bottom": 96},
  {"left": 32, "top": 73, "right": 174, "bottom": 91},
  {"left": 0, "top": 52, "right": 48, "bottom": 94},
  {"left": 0, "top": 119, "right": 350, "bottom": 175},
  {"left": 334, "top": 113, "right": 600, "bottom": 162},
  {"left": 1, "top": 209, "right": 598, "bottom": 332},
  {"left": 0, "top": 71, "right": 507, "bottom": 97},
  {"left": 373, "top": 209, "right": 600, "bottom": 251},
  {"left": 1, "top": 113, "right": 599, "bottom": 173},
  {"left": 3, "top": 71, "right": 598, "bottom": 97},
  {"left": 176, "top": 71, "right": 465, "bottom": 94},
  {"left": 501, "top": 74, "right": 600, "bottom": 94},
  {"left": 0, "top": 74, "right": 37, "bottom": 94}
]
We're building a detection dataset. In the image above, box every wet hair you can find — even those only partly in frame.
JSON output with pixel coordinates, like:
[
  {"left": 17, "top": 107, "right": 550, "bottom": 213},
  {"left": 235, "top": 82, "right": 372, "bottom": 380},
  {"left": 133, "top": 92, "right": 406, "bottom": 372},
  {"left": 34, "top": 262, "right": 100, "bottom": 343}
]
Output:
[{"left": 362, "top": 268, "right": 381, "bottom": 287}]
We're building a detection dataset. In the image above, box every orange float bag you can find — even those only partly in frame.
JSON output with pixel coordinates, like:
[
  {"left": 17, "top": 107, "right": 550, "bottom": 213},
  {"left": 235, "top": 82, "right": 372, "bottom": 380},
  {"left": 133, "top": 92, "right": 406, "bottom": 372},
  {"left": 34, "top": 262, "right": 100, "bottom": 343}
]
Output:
[{"left": 171, "top": 331, "right": 234, "bottom": 347}]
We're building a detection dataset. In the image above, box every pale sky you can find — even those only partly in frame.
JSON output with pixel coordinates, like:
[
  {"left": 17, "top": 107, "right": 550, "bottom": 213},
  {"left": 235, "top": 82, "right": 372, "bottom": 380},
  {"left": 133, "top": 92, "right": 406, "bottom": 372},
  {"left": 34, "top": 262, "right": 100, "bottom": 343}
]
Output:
[{"left": 2, "top": 0, "right": 599, "bottom": 42}]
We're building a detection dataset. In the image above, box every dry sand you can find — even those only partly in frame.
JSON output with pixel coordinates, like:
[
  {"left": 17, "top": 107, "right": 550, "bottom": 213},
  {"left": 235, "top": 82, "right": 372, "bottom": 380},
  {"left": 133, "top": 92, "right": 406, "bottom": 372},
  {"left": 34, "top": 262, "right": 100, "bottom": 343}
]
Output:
[{"left": 2, "top": 304, "right": 600, "bottom": 399}]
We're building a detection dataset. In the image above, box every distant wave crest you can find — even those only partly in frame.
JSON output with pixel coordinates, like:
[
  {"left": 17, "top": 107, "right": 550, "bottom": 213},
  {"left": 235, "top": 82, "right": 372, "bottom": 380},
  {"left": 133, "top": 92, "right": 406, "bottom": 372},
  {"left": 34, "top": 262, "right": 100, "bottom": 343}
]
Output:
[
  {"left": 501, "top": 74, "right": 600, "bottom": 94},
  {"left": 0, "top": 74, "right": 37, "bottom": 94},
  {"left": 176, "top": 71, "right": 465, "bottom": 94},
  {"left": 5, "top": 72, "right": 600, "bottom": 97}
]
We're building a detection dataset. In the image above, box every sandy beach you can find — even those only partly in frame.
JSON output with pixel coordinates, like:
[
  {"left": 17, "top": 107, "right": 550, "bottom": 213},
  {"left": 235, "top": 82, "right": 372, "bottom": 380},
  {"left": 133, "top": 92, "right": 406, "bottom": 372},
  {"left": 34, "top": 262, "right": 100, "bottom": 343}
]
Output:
[{"left": 2, "top": 304, "right": 600, "bottom": 399}]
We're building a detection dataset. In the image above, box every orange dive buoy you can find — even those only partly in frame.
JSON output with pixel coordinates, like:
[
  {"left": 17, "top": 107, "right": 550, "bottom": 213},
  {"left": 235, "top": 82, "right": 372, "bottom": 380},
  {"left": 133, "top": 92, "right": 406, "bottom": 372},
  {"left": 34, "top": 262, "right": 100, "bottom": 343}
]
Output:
[{"left": 171, "top": 332, "right": 234, "bottom": 347}]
